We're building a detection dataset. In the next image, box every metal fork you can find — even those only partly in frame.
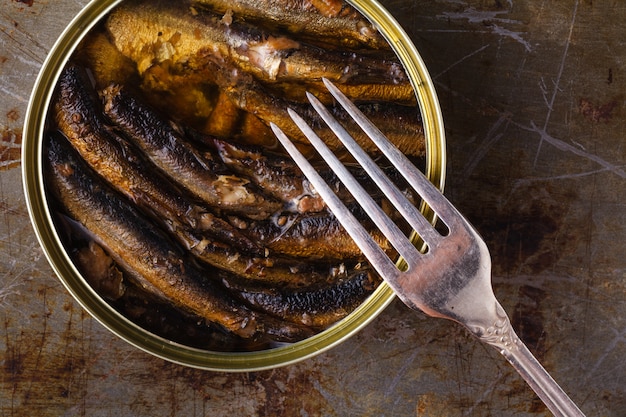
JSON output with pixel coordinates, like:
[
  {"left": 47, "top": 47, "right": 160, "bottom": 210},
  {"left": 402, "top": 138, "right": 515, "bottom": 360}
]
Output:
[{"left": 270, "top": 78, "right": 585, "bottom": 417}]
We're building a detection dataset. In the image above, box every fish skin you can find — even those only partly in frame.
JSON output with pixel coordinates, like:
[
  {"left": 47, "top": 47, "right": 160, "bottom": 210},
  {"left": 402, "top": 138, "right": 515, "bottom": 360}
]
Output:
[
  {"left": 105, "top": 0, "right": 414, "bottom": 103},
  {"left": 191, "top": 0, "right": 388, "bottom": 50},
  {"left": 194, "top": 133, "right": 400, "bottom": 208},
  {"left": 181, "top": 132, "right": 395, "bottom": 262},
  {"left": 46, "top": 133, "right": 314, "bottom": 342},
  {"left": 225, "top": 267, "right": 382, "bottom": 328},
  {"left": 53, "top": 65, "right": 261, "bottom": 253},
  {"left": 241, "top": 207, "right": 391, "bottom": 261},
  {"left": 59, "top": 64, "right": 387, "bottom": 266},
  {"left": 55, "top": 65, "right": 348, "bottom": 287},
  {"left": 179, "top": 226, "right": 339, "bottom": 288},
  {"left": 188, "top": 114, "right": 421, "bottom": 213},
  {"left": 104, "top": 0, "right": 424, "bottom": 155},
  {"left": 195, "top": 134, "right": 326, "bottom": 213},
  {"left": 130, "top": 55, "right": 424, "bottom": 156},
  {"left": 101, "top": 83, "right": 284, "bottom": 220},
  {"left": 53, "top": 66, "right": 189, "bottom": 225},
  {"left": 70, "top": 236, "right": 256, "bottom": 351},
  {"left": 223, "top": 74, "right": 426, "bottom": 157},
  {"left": 112, "top": 285, "right": 264, "bottom": 351}
]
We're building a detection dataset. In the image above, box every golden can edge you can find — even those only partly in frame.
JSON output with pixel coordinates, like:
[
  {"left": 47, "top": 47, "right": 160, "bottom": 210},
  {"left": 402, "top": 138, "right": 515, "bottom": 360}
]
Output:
[{"left": 22, "top": 0, "right": 446, "bottom": 371}]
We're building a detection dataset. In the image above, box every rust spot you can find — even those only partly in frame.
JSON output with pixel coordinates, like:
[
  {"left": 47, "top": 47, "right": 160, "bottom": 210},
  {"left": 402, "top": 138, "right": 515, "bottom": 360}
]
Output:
[
  {"left": 3, "top": 320, "right": 29, "bottom": 386},
  {"left": 107, "top": 360, "right": 333, "bottom": 415},
  {"left": 256, "top": 367, "right": 328, "bottom": 415},
  {"left": 4, "top": 345, "right": 25, "bottom": 378},
  {"left": 0, "top": 125, "right": 22, "bottom": 170},
  {"left": 13, "top": 0, "right": 34, "bottom": 6},
  {"left": 579, "top": 97, "right": 619, "bottom": 123},
  {"left": 0, "top": 56, "right": 8, "bottom": 64},
  {"left": 7, "top": 108, "right": 19, "bottom": 122},
  {"left": 1, "top": 293, "right": 98, "bottom": 415}
]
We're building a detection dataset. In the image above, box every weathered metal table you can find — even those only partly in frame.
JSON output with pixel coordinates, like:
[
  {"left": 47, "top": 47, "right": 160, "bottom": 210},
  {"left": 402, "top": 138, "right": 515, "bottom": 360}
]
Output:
[{"left": 1, "top": 0, "right": 624, "bottom": 415}]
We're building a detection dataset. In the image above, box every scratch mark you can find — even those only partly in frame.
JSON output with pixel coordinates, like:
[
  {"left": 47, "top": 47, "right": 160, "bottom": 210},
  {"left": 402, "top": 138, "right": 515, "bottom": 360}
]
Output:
[
  {"left": 512, "top": 166, "right": 626, "bottom": 186},
  {"left": 491, "top": 24, "right": 532, "bottom": 52},
  {"left": 439, "top": 6, "right": 531, "bottom": 51},
  {"left": 538, "top": 77, "right": 550, "bottom": 108},
  {"left": 461, "top": 113, "right": 511, "bottom": 178},
  {"left": 383, "top": 348, "right": 420, "bottom": 398},
  {"left": 525, "top": 121, "right": 626, "bottom": 179},
  {"left": 1, "top": 124, "right": 22, "bottom": 152},
  {"left": 441, "top": 8, "right": 518, "bottom": 25},
  {"left": 0, "top": 268, "right": 24, "bottom": 309},
  {"left": 14, "top": 54, "right": 40, "bottom": 69},
  {"left": 0, "top": 9, "right": 48, "bottom": 64},
  {"left": 462, "top": 374, "right": 503, "bottom": 417},
  {"left": 0, "top": 86, "right": 29, "bottom": 104},
  {"left": 581, "top": 326, "right": 626, "bottom": 386},
  {"left": 433, "top": 44, "right": 490, "bottom": 80},
  {"left": 534, "top": 0, "right": 580, "bottom": 165}
]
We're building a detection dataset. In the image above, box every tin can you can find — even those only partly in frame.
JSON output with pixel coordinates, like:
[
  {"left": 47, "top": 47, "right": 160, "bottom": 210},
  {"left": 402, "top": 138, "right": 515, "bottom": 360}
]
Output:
[{"left": 22, "top": 0, "right": 446, "bottom": 371}]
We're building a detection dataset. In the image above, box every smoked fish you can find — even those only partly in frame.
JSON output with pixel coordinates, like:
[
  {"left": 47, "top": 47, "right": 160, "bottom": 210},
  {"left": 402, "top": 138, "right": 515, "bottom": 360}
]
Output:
[
  {"left": 191, "top": 0, "right": 389, "bottom": 50},
  {"left": 241, "top": 207, "right": 391, "bottom": 261},
  {"left": 101, "top": 83, "right": 284, "bottom": 220},
  {"left": 220, "top": 73, "right": 426, "bottom": 157},
  {"left": 60, "top": 64, "right": 390, "bottom": 265},
  {"left": 197, "top": 134, "right": 326, "bottom": 213},
  {"left": 53, "top": 65, "right": 261, "bottom": 253},
  {"left": 46, "top": 133, "right": 314, "bottom": 342},
  {"left": 225, "top": 266, "right": 381, "bottom": 328},
  {"left": 105, "top": 0, "right": 415, "bottom": 104},
  {"left": 55, "top": 65, "right": 358, "bottom": 287},
  {"left": 134, "top": 56, "right": 424, "bottom": 155},
  {"left": 194, "top": 133, "right": 407, "bottom": 210},
  {"left": 70, "top": 237, "right": 257, "bottom": 351}
]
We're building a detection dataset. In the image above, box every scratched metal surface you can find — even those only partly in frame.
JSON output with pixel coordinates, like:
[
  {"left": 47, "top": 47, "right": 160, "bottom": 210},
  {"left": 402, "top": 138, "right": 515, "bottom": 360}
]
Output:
[{"left": 1, "top": 0, "right": 624, "bottom": 415}]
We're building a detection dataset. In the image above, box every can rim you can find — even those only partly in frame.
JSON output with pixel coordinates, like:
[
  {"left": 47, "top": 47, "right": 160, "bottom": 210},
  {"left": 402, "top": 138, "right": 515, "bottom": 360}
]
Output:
[{"left": 21, "top": 0, "right": 446, "bottom": 371}]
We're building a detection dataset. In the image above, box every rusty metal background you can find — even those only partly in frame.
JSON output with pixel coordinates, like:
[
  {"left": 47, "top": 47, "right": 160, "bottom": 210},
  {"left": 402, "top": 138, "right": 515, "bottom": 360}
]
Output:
[{"left": 1, "top": 0, "right": 625, "bottom": 415}]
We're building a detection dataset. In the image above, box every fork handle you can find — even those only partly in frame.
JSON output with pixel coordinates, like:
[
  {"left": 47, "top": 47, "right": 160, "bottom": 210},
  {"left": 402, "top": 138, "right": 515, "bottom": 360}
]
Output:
[
  {"left": 482, "top": 318, "right": 585, "bottom": 416},
  {"left": 499, "top": 338, "right": 585, "bottom": 416}
]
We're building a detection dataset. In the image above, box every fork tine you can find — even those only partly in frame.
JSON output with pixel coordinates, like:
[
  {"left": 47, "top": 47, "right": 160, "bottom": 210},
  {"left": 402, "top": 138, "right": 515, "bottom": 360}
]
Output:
[
  {"left": 270, "top": 122, "right": 401, "bottom": 278},
  {"left": 281, "top": 111, "right": 419, "bottom": 264},
  {"left": 305, "top": 91, "right": 443, "bottom": 247},
  {"left": 321, "top": 78, "right": 461, "bottom": 229}
]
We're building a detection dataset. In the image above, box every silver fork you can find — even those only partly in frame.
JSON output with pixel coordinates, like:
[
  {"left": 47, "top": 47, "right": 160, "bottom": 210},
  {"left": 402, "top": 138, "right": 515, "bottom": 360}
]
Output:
[{"left": 270, "top": 78, "right": 585, "bottom": 417}]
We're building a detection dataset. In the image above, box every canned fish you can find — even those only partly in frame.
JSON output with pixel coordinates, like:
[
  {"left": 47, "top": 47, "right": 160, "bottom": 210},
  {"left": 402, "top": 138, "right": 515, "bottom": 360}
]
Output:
[{"left": 22, "top": 0, "right": 445, "bottom": 371}]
